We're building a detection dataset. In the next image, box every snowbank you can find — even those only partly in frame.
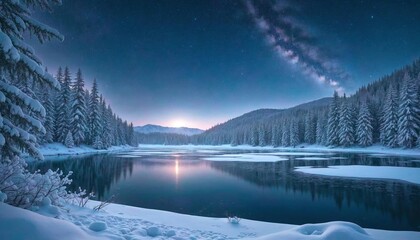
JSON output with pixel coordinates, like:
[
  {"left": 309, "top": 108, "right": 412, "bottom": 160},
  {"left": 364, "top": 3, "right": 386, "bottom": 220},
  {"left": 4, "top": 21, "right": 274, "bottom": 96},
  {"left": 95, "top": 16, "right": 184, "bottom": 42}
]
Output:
[
  {"left": 138, "top": 144, "right": 420, "bottom": 156},
  {"left": 0, "top": 203, "right": 102, "bottom": 240},
  {"left": 1, "top": 201, "right": 420, "bottom": 240},
  {"left": 295, "top": 165, "right": 420, "bottom": 185},
  {"left": 249, "top": 222, "right": 374, "bottom": 240}
]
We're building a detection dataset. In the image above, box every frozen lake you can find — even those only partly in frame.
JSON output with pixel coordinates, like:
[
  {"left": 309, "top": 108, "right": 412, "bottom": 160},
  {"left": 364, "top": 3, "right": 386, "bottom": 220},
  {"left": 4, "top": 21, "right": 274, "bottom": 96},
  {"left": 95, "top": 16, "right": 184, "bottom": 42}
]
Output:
[{"left": 29, "top": 147, "right": 420, "bottom": 231}]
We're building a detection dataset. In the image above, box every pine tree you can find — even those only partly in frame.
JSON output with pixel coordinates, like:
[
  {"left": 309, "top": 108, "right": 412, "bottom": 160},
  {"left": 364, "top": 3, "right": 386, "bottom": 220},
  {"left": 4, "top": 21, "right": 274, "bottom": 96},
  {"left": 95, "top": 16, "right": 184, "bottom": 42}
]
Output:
[
  {"left": 88, "top": 79, "right": 101, "bottom": 145},
  {"left": 40, "top": 88, "right": 54, "bottom": 143},
  {"left": 250, "top": 126, "right": 258, "bottom": 146},
  {"left": 383, "top": 84, "right": 399, "bottom": 147},
  {"left": 56, "top": 67, "right": 72, "bottom": 143},
  {"left": 304, "top": 113, "right": 316, "bottom": 144},
  {"left": 327, "top": 91, "right": 340, "bottom": 146},
  {"left": 338, "top": 96, "right": 355, "bottom": 146},
  {"left": 71, "top": 69, "right": 87, "bottom": 145},
  {"left": 100, "top": 97, "right": 112, "bottom": 148},
  {"left": 64, "top": 131, "right": 75, "bottom": 148},
  {"left": 106, "top": 105, "right": 115, "bottom": 147},
  {"left": 127, "top": 122, "right": 135, "bottom": 146},
  {"left": 356, "top": 101, "right": 373, "bottom": 146},
  {"left": 258, "top": 124, "right": 266, "bottom": 146},
  {"left": 316, "top": 113, "right": 326, "bottom": 145},
  {"left": 0, "top": 0, "right": 63, "bottom": 160},
  {"left": 290, "top": 119, "right": 299, "bottom": 147},
  {"left": 271, "top": 124, "right": 280, "bottom": 147},
  {"left": 93, "top": 136, "right": 103, "bottom": 149},
  {"left": 53, "top": 67, "right": 64, "bottom": 141},
  {"left": 398, "top": 72, "right": 420, "bottom": 148},
  {"left": 281, "top": 120, "right": 290, "bottom": 146}
]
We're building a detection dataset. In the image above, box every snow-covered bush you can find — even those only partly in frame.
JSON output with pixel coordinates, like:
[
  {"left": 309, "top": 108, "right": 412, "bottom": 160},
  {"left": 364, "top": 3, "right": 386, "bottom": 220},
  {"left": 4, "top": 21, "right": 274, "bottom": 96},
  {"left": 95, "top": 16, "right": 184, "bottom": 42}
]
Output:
[
  {"left": 67, "top": 187, "right": 94, "bottom": 207},
  {"left": 228, "top": 216, "right": 241, "bottom": 224},
  {"left": 0, "top": 157, "right": 74, "bottom": 208},
  {"left": 93, "top": 194, "right": 115, "bottom": 211}
]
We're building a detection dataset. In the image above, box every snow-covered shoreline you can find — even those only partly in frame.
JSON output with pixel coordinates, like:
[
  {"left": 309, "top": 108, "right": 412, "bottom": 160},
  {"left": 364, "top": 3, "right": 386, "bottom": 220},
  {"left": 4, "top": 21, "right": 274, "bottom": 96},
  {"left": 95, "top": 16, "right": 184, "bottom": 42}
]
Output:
[
  {"left": 138, "top": 144, "right": 420, "bottom": 157},
  {"left": 27, "top": 143, "right": 420, "bottom": 159},
  {"left": 1, "top": 200, "right": 420, "bottom": 240},
  {"left": 24, "top": 143, "right": 135, "bottom": 159}
]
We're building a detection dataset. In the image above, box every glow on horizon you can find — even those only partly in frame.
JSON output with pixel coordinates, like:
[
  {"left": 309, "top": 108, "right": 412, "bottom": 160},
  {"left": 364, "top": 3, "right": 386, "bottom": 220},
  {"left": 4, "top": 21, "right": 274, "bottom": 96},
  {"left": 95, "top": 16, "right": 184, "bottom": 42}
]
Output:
[{"left": 169, "top": 118, "right": 188, "bottom": 128}]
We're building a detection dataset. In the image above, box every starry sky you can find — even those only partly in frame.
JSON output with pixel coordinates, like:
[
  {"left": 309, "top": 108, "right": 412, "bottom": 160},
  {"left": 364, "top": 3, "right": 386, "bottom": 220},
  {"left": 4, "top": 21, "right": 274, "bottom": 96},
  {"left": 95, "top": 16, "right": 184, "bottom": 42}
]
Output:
[{"left": 33, "top": 0, "right": 420, "bottom": 129}]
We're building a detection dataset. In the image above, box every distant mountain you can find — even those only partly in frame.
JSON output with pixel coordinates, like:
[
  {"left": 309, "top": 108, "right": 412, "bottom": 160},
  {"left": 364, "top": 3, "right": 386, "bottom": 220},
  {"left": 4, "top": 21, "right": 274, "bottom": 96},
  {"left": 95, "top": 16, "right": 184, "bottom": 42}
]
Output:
[
  {"left": 134, "top": 124, "right": 204, "bottom": 136},
  {"left": 203, "top": 97, "right": 332, "bottom": 135}
]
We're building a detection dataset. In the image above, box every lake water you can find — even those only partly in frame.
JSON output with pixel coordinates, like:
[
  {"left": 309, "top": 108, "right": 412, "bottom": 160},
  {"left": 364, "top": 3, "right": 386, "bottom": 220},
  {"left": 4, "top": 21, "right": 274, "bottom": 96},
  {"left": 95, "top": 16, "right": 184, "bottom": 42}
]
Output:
[{"left": 28, "top": 147, "right": 420, "bottom": 231}]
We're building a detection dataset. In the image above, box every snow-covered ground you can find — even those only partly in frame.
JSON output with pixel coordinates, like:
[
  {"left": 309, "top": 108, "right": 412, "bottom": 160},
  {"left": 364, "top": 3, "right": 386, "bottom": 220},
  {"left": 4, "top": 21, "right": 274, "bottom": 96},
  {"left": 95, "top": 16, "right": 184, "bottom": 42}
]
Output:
[
  {"left": 1, "top": 200, "right": 420, "bottom": 240},
  {"left": 26, "top": 143, "right": 135, "bottom": 158},
  {"left": 295, "top": 165, "right": 420, "bottom": 185},
  {"left": 138, "top": 144, "right": 420, "bottom": 157}
]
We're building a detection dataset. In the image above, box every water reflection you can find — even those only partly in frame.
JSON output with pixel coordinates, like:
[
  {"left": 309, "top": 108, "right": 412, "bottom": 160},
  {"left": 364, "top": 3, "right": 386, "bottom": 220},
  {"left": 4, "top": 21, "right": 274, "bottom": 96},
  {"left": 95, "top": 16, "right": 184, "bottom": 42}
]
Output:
[
  {"left": 208, "top": 160, "right": 420, "bottom": 230},
  {"left": 29, "top": 154, "right": 134, "bottom": 199},
  {"left": 28, "top": 150, "right": 420, "bottom": 231}
]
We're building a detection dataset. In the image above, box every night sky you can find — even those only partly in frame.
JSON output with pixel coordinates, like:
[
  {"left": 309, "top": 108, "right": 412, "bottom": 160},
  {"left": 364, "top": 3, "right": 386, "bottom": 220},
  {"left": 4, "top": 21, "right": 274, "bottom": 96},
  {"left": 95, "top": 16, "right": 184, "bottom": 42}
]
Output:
[{"left": 33, "top": 0, "right": 420, "bottom": 129}]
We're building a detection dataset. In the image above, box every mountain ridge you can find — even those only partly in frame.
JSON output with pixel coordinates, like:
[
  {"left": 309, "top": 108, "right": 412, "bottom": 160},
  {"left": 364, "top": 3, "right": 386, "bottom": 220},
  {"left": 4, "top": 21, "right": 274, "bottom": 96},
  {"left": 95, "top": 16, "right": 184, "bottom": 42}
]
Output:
[{"left": 134, "top": 124, "right": 204, "bottom": 136}]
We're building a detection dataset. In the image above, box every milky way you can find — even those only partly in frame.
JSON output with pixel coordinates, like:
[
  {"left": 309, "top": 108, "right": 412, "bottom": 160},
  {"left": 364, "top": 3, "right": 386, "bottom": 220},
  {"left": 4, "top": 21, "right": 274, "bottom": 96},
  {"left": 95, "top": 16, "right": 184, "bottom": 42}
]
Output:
[{"left": 245, "top": 0, "right": 349, "bottom": 93}]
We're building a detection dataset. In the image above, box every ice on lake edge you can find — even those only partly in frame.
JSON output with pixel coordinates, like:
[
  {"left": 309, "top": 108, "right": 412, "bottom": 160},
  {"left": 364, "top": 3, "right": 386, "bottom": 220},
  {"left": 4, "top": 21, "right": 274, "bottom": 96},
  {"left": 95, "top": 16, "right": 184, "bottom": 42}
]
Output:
[{"left": 295, "top": 165, "right": 420, "bottom": 185}]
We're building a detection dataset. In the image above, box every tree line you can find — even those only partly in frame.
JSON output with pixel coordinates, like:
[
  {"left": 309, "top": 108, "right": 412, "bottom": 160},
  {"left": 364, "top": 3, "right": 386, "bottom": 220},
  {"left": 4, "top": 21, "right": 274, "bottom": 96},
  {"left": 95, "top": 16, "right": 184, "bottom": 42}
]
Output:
[
  {"left": 150, "top": 60, "right": 420, "bottom": 149},
  {"left": 39, "top": 67, "right": 137, "bottom": 148}
]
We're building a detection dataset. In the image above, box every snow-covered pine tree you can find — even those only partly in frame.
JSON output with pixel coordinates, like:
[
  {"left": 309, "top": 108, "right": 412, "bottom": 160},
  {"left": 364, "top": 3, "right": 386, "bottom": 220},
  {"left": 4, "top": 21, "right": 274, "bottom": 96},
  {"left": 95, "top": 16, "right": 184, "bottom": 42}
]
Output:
[
  {"left": 40, "top": 87, "right": 54, "bottom": 143},
  {"left": 304, "top": 112, "right": 316, "bottom": 144},
  {"left": 397, "top": 72, "right": 420, "bottom": 148},
  {"left": 271, "top": 124, "right": 280, "bottom": 147},
  {"left": 327, "top": 91, "right": 340, "bottom": 146},
  {"left": 250, "top": 125, "right": 258, "bottom": 146},
  {"left": 127, "top": 122, "right": 135, "bottom": 146},
  {"left": 122, "top": 120, "right": 129, "bottom": 144},
  {"left": 64, "top": 130, "right": 74, "bottom": 148},
  {"left": 315, "top": 113, "right": 326, "bottom": 145},
  {"left": 242, "top": 128, "right": 250, "bottom": 145},
  {"left": 100, "top": 96, "right": 112, "bottom": 148},
  {"left": 338, "top": 96, "right": 355, "bottom": 146},
  {"left": 71, "top": 69, "right": 87, "bottom": 146},
  {"left": 230, "top": 132, "right": 238, "bottom": 146},
  {"left": 56, "top": 67, "right": 72, "bottom": 143},
  {"left": 290, "top": 119, "right": 299, "bottom": 147},
  {"left": 258, "top": 124, "right": 266, "bottom": 146},
  {"left": 93, "top": 135, "right": 103, "bottom": 150},
  {"left": 369, "top": 101, "right": 382, "bottom": 143},
  {"left": 0, "top": 0, "right": 63, "bottom": 160},
  {"left": 106, "top": 105, "right": 115, "bottom": 146},
  {"left": 356, "top": 101, "right": 373, "bottom": 147},
  {"left": 417, "top": 72, "right": 420, "bottom": 148},
  {"left": 281, "top": 120, "right": 290, "bottom": 146},
  {"left": 116, "top": 118, "right": 126, "bottom": 145},
  {"left": 88, "top": 79, "right": 101, "bottom": 145},
  {"left": 53, "top": 67, "right": 63, "bottom": 141},
  {"left": 382, "top": 83, "right": 399, "bottom": 147}
]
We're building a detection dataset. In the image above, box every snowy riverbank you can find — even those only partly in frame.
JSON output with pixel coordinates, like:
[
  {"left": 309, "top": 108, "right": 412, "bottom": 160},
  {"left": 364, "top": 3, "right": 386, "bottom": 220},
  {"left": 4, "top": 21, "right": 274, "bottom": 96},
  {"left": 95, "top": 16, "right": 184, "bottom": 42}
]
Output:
[
  {"left": 138, "top": 144, "right": 420, "bottom": 157},
  {"left": 1, "top": 200, "right": 420, "bottom": 240}
]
